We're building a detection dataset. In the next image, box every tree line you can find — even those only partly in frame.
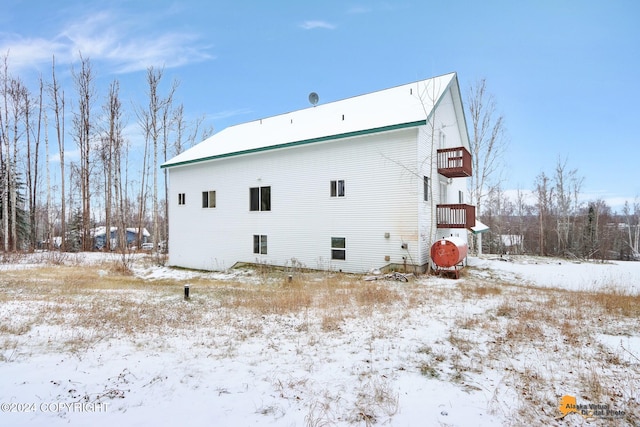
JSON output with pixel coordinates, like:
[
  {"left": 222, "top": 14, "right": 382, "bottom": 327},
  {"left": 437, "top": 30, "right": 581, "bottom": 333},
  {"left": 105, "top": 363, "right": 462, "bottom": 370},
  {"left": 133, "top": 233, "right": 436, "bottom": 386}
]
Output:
[
  {"left": 467, "top": 79, "right": 638, "bottom": 262},
  {"left": 478, "top": 159, "right": 639, "bottom": 261},
  {"left": 0, "top": 52, "right": 212, "bottom": 253}
]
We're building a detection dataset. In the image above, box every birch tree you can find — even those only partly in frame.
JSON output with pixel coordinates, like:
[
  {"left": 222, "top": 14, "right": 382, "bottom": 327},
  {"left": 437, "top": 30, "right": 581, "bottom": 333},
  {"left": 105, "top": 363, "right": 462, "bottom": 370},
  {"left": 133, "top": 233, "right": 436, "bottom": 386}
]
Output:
[
  {"left": 99, "top": 79, "right": 127, "bottom": 252},
  {"left": 7, "top": 76, "right": 29, "bottom": 250},
  {"left": 534, "top": 172, "right": 553, "bottom": 256},
  {"left": 49, "top": 55, "right": 66, "bottom": 251},
  {"left": 25, "top": 77, "right": 43, "bottom": 249},
  {"left": 1, "top": 54, "right": 9, "bottom": 251},
  {"left": 467, "top": 78, "right": 507, "bottom": 216},
  {"left": 553, "top": 157, "right": 583, "bottom": 256},
  {"left": 137, "top": 66, "right": 177, "bottom": 252},
  {"left": 622, "top": 200, "right": 639, "bottom": 258},
  {"left": 71, "top": 54, "right": 95, "bottom": 251}
]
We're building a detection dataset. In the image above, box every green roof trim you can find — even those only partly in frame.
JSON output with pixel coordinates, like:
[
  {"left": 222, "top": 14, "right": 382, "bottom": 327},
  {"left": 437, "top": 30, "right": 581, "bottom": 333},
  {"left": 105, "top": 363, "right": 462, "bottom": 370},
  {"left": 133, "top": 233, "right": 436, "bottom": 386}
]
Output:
[{"left": 161, "top": 119, "right": 427, "bottom": 169}]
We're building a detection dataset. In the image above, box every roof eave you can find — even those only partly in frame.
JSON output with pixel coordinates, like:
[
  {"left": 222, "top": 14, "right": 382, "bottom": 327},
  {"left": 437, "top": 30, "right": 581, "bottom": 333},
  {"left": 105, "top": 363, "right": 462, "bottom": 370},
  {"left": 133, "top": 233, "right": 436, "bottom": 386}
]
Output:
[{"left": 161, "top": 119, "right": 427, "bottom": 169}]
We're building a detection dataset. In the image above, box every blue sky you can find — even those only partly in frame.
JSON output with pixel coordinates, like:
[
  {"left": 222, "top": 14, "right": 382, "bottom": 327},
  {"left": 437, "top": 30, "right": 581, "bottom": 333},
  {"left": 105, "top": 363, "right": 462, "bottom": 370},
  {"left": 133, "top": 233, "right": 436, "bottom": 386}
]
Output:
[{"left": 2, "top": 0, "right": 639, "bottom": 212}]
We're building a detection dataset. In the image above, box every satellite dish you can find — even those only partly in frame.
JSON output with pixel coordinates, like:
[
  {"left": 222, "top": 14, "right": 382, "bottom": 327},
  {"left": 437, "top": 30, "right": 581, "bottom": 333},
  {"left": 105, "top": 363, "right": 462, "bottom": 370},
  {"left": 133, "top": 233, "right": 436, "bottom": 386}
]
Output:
[{"left": 308, "top": 92, "right": 319, "bottom": 106}]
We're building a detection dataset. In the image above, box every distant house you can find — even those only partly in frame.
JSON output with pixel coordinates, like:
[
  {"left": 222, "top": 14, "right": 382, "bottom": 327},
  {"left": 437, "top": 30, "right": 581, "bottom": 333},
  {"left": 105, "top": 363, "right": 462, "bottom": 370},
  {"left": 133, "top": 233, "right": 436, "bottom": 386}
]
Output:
[
  {"left": 92, "top": 227, "right": 150, "bottom": 250},
  {"left": 161, "top": 72, "right": 475, "bottom": 273},
  {"left": 499, "top": 234, "right": 524, "bottom": 253}
]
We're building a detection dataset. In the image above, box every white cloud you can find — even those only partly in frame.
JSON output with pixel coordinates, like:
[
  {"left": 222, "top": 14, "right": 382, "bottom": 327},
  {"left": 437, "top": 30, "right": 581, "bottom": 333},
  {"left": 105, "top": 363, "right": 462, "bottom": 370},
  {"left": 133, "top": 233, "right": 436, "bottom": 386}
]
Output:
[
  {"left": 49, "top": 148, "right": 80, "bottom": 163},
  {"left": 0, "top": 10, "right": 213, "bottom": 74},
  {"left": 299, "top": 20, "right": 336, "bottom": 30},
  {"left": 209, "top": 108, "right": 253, "bottom": 121},
  {"left": 347, "top": 6, "right": 371, "bottom": 14}
]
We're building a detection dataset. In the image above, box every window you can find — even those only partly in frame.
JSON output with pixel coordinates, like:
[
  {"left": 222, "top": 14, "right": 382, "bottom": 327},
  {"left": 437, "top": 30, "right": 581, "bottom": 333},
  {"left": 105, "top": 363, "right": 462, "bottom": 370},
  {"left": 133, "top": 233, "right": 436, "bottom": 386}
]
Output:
[
  {"left": 178, "top": 193, "right": 186, "bottom": 205},
  {"left": 458, "top": 190, "right": 464, "bottom": 204},
  {"left": 202, "top": 190, "right": 216, "bottom": 208},
  {"left": 250, "top": 186, "right": 271, "bottom": 211},
  {"left": 253, "top": 235, "right": 267, "bottom": 254},
  {"left": 330, "top": 180, "right": 345, "bottom": 197},
  {"left": 423, "top": 176, "right": 430, "bottom": 201},
  {"left": 331, "top": 237, "right": 346, "bottom": 260}
]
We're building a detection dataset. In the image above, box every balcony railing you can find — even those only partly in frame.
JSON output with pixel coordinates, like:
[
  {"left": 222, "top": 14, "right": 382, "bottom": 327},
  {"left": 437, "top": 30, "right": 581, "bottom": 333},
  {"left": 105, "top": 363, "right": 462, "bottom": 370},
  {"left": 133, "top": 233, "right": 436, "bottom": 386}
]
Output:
[
  {"left": 436, "top": 204, "right": 476, "bottom": 229},
  {"left": 437, "top": 147, "right": 472, "bottom": 178}
]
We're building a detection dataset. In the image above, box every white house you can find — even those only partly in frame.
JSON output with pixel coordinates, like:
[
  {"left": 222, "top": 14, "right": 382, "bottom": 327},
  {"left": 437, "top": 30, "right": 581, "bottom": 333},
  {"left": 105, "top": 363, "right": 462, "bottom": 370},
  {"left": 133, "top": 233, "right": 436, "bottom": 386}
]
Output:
[{"left": 161, "top": 72, "right": 475, "bottom": 273}]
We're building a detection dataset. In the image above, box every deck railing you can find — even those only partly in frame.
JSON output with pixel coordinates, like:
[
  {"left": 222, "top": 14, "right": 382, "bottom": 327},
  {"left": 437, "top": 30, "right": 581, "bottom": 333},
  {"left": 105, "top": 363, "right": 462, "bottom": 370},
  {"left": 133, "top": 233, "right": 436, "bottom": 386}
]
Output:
[
  {"left": 436, "top": 204, "right": 476, "bottom": 229},
  {"left": 437, "top": 147, "right": 472, "bottom": 178}
]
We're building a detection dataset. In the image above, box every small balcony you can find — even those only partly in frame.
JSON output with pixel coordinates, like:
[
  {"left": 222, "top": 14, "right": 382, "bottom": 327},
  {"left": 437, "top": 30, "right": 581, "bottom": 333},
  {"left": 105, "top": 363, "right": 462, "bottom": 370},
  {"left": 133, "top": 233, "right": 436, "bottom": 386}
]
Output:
[
  {"left": 437, "top": 147, "right": 472, "bottom": 178},
  {"left": 436, "top": 204, "right": 476, "bottom": 229}
]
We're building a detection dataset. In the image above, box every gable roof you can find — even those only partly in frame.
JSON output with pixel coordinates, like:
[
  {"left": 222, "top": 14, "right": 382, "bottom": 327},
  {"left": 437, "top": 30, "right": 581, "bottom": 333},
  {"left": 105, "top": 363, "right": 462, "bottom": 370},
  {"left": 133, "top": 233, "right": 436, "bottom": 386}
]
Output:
[{"left": 162, "top": 72, "right": 462, "bottom": 169}]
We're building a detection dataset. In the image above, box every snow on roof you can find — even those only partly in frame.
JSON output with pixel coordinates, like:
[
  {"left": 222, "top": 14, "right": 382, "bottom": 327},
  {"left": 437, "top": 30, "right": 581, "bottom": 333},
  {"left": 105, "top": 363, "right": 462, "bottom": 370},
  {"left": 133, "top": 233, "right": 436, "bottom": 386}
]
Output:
[
  {"left": 162, "top": 72, "right": 458, "bottom": 168},
  {"left": 92, "top": 227, "right": 150, "bottom": 237}
]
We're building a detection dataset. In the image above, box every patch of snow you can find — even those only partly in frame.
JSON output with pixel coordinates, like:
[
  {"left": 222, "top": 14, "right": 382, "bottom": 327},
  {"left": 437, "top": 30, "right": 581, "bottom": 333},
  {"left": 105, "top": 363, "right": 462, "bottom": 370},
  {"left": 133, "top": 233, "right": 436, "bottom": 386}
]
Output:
[
  {"left": 468, "top": 256, "right": 640, "bottom": 294},
  {"left": 0, "top": 252, "right": 638, "bottom": 426}
]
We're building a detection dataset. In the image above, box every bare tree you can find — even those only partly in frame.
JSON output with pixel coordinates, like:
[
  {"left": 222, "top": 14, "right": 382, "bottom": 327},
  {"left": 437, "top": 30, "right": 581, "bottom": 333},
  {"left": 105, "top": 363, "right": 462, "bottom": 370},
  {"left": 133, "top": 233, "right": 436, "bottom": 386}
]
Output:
[
  {"left": 1, "top": 54, "right": 9, "bottom": 251},
  {"left": 483, "top": 184, "right": 516, "bottom": 254},
  {"left": 6, "top": 76, "right": 29, "bottom": 250},
  {"left": 553, "top": 157, "right": 583, "bottom": 256},
  {"left": 622, "top": 200, "right": 639, "bottom": 258},
  {"left": 49, "top": 55, "right": 66, "bottom": 251},
  {"left": 25, "top": 77, "right": 43, "bottom": 250},
  {"left": 513, "top": 188, "right": 533, "bottom": 253},
  {"left": 71, "top": 53, "right": 95, "bottom": 251},
  {"left": 98, "top": 79, "right": 127, "bottom": 252},
  {"left": 137, "top": 66, "right": 177, "bottom": 253},
  {"left": 172, "top": 105, "right": 212, "bottom": 156},
  {"left": 100, "top": 81, "right": 115, "bottom": 251},
  {"left": 534, "top": 172, "right": 553, "bottom": 256},
  {"left": 160, "top": 79, "right": 178, "bottom": 252},
  {"left": 467, "top": 78, "right": 507, "bottom": 217},
  {"left": 44, "top": 109, "right": 51, "bottom": 250}
]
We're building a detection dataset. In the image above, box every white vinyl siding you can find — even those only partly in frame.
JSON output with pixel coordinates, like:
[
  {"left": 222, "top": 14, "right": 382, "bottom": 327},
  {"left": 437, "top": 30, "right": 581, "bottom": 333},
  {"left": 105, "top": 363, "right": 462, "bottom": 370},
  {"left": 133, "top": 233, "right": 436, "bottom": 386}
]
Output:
[
  {"left": 165, "top": 81, "right": 471, "bottom": 273},
  {"left": 167, "top": 128, "right": 420, "bottom": 273}
]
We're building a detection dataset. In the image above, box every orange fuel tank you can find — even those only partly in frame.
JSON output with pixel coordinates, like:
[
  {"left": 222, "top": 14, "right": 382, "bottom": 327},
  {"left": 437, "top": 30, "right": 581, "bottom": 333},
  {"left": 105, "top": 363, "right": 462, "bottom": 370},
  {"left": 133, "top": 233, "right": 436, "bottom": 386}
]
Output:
[{"left": 430, "top": 237, "right": 468, "bottom": 268}]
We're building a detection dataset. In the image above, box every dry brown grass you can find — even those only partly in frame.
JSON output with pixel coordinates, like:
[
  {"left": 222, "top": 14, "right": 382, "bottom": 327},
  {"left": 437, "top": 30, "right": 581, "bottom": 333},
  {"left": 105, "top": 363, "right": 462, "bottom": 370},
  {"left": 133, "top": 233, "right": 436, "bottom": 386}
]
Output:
[
  {"left": 588, "top": 289, "right": 640, "bottom": 317},
  {"left": 1, "top": 261, "right": 639, "bottom": 425},
  {"left": 457, "top": 281, "right": 504, "bottom": 299},
  {"left": 0, "top": 265, "right": 417, "bottom": 343}
]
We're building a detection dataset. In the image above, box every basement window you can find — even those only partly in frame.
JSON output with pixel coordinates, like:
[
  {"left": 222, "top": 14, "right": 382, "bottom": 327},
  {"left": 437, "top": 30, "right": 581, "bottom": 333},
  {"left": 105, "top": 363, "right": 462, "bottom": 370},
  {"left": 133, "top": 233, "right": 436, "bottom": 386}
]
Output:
[
  {"left": 253, "top": 235, "right": 267, "bottom": 255},
  {"left": 250, "top": 186, "right": 271, "bottom": 211},
  {"left": 178, "top": 193, "right": 186, "bottom": 205},
  {"left": 423, "top": 176, "right": 430, "bottom": 202},
  {"left": 202, "top": 190, "right": 216, "bottom": 208},
  {"left": 330, "top": 180, "right": 345, "bottom": 197},
  {"left": 331, "top": 237, "right": 346, "bottom": 260}
]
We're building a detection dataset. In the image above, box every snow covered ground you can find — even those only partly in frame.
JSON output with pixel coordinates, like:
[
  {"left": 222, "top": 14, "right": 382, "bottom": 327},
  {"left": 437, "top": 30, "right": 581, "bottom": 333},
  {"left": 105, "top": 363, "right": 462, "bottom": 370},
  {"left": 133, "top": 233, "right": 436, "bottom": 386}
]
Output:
[
  {"left": 0, "top": 253, "right": 638, "bottom": 426},
  {"left": 469, "top": 255, "right": 640, "bottom": 294}
]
